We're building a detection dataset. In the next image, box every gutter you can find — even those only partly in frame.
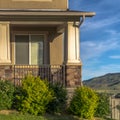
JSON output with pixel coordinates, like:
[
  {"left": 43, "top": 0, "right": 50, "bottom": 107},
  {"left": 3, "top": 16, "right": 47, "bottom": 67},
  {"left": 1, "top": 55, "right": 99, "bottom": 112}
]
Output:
[{"left": 73, "top": 15, "right": 85, "bottom": 28}]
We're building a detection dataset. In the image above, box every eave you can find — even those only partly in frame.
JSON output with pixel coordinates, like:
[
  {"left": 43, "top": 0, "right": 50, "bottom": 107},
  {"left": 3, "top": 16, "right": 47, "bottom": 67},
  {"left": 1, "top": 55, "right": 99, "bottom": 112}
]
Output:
[{"left": 0, "top": 10, "right": 95, "bottom": 22}]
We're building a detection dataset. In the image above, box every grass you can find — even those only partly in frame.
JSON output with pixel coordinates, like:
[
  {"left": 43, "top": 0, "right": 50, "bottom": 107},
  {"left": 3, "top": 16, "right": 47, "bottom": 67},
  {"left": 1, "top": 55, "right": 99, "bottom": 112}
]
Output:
[
  {"left": 0, "top": 110, "right": 110, "bottom": 120},
  {"left": 0, "top": 111, "right": 79, "bottom": 120}
]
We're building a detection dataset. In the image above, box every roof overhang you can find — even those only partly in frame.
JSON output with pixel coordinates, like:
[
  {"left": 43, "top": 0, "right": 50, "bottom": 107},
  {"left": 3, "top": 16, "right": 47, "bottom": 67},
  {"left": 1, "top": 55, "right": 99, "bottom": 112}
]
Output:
[{"left": 0, "top": 10, "right": 95, "bottom": 22}]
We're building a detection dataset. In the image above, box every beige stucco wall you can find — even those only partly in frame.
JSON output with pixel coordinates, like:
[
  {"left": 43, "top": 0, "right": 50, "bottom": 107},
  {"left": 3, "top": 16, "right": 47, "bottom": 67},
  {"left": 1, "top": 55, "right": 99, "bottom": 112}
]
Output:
[
  {"left": 50, "top": 33, "right": 63, "bottom": 65},
  {"left": 0, "top": 0, "right": 68, "bottom": 10}
]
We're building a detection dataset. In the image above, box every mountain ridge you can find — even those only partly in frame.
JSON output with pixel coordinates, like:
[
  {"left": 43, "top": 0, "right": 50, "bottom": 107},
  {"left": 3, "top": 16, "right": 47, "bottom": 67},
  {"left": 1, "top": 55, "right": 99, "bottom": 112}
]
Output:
[{"left": 83, "top": 73, "right": 120, "bottom": 90}]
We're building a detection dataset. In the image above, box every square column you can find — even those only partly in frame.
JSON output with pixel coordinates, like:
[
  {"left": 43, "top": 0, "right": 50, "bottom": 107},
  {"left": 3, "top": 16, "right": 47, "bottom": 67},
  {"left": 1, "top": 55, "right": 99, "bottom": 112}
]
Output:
[
  {"left": 0, "top": 22, "right": 11, "bottom": 63},
  {"left": 64, "top": 22, "right": 82, "bottom": 89},
  {"left": 64, "top": 22, "right": 81, "bottom": 64}
]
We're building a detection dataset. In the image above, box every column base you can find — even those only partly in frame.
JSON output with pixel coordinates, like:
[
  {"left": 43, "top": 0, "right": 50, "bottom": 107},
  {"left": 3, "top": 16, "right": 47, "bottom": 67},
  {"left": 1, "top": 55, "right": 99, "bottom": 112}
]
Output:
[
  {"left": 65, "top": 64, "right": 82, "bottom": 88},
  {"left": 0, "top": 60, "right": 11, "bottom": 64}
]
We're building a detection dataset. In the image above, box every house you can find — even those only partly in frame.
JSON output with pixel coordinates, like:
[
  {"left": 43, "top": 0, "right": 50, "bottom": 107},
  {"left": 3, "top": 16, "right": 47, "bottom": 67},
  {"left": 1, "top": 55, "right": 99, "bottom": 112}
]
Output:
[{"left": 0, "top": 0, "right": 95, "bottom": 90}]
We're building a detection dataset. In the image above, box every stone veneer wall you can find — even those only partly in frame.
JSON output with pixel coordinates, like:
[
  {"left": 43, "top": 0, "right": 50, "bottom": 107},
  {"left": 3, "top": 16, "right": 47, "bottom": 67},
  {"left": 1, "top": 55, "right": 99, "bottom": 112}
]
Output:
[
  {"left": 65, "top": 64, "right": 82, "bottom": 100},
  {"left": 65, "top": 65, "right": 82, "bottom": 88},
  {"left": 0, "top": 65, "right": 14, "bottom": 81},
  {"left": 0, "top": 65, "right": 66, "bottom": 86},
  {"left": 0, "top": 65, "right": 82, "bottom": 88}
]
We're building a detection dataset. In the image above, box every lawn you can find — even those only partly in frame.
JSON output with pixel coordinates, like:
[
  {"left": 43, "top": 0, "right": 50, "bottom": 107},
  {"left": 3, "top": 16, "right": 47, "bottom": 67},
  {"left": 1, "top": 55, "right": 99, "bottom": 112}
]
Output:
[
  {"left": 0, "top": 112, "right": 107, "bottom": 120},
  {"left": 0, "top": 110, "right": 112, "bottom": 120},
  {"left": 0, "top": 110, "right": 79, "bottom": 120}
]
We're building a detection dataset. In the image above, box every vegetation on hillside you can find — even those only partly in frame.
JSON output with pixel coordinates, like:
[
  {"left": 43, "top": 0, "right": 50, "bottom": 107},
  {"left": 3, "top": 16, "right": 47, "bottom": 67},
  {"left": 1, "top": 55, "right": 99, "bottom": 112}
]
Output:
[{"left": 83, "top": 73, "right": 120, "bottom": 90}]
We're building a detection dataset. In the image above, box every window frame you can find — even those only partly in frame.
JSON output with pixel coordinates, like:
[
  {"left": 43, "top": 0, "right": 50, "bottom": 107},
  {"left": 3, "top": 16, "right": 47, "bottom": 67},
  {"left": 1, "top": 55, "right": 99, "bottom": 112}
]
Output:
[{"left": 14, "top": 33, "right": 46, "bottom": 65}]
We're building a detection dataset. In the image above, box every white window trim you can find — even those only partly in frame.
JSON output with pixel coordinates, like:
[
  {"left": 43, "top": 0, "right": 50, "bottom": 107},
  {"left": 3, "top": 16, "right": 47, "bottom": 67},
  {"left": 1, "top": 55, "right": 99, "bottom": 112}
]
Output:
[{"left": 29, "top": 35, "right": 31, "bottom": 65}]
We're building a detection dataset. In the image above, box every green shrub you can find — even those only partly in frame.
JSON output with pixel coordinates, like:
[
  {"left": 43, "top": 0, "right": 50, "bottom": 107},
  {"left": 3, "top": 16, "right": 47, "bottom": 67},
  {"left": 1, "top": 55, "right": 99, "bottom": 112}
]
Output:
[
  {"left": 0, "top": 80, "right": 14, "bottom": 110},
  {"left": 68, "top": 86, "right": 98, "bottom": 119},
  {"left": 47, "top": 83, "right": 67, "bottom": 113},
  {"left": 13, "top": 75, "right": 53, "bottom": 115},
  {"left": 95, "top": 93, "right": 110, "bottom": 118}
]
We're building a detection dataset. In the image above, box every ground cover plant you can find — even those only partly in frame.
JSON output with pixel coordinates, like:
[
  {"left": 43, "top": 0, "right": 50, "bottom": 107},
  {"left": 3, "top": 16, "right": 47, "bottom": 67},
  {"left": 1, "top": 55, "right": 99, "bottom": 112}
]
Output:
[
  {"left": 95, "top": 93, "right": 110, "bottom": 118},
  {"left": 47, "top": 83, "right": 67, "bottom": 113},
  {"left": 0, "top": 80, "right": 14, "bottom": 110}
]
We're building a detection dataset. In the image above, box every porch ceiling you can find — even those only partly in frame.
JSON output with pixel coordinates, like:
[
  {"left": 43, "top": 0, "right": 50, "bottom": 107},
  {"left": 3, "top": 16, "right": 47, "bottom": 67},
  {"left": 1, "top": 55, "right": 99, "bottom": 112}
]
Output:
[{"left": 0, "top": 10, "right": 95, "bottom": 22}]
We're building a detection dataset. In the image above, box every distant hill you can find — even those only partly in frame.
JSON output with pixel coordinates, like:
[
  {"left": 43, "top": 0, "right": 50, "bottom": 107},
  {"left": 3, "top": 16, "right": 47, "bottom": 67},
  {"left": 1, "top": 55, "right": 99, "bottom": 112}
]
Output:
[{"left": 83, "top": 73, "right": 120, "bottom": 90}]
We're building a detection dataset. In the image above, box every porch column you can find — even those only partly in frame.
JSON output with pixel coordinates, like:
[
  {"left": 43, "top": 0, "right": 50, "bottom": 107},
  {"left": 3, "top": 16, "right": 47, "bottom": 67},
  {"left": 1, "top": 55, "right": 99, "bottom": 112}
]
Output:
[
  {"left": 64, "top": 22, "right": 81, "bottom": 64},
  {"left": 0, "top": 22, "right": 11, "bottom": 63},
  {"left": 64, "top": 22, "right": 82, "bottom": 89}
]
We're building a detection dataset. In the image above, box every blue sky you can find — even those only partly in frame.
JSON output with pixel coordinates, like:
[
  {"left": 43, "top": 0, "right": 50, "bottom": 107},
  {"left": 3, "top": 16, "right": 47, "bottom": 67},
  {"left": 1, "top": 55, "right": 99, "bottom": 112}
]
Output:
[{"left": 69, "top": 0, "right": 120, "bottom": 80}]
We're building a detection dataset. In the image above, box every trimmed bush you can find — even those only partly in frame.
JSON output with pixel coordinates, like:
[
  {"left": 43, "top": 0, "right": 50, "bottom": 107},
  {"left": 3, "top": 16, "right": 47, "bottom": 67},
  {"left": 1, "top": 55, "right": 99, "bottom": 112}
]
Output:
[
  {"left": 13, "top": 75, "right": 53, "bottom": 115},
  {"left": 47, "top": 83, "right": 67, "bottom": 113},
  {"left": 69, "top": 86, "right": 98, "bottom": 119},
  {"left": 95, "top": 93, "right": 110, "bottom": 118},
  {"left": 0, "top": 80, "right": 14, "bottom": 110}
]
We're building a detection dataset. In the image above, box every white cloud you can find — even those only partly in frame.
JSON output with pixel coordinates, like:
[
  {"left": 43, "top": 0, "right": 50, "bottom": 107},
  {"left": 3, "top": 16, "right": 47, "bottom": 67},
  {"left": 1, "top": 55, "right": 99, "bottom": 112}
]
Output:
[
  {"left": 81, "top": 39, "right": 120, "bottom": 61},
  {"left": 109, "top": 55, "right": 120, "bottom": 59},
  {"left": 100, "top": 64, "right": 120, "bottom": 72},
  {"left": 105, "top": 30, "right": 118, "bottom": 35},
  {"left": 81, "top": 14, "right": 120, "bottom": 31},
  {"left": 82, "top": 64, "right": 120, "bottom": 80}
]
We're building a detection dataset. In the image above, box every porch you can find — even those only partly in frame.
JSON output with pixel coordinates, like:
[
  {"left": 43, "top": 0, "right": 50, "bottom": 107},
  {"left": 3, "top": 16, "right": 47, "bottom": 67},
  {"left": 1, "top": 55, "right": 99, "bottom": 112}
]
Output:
[{"left": 0, "top": 10, "right": 95, "bottom": 88}]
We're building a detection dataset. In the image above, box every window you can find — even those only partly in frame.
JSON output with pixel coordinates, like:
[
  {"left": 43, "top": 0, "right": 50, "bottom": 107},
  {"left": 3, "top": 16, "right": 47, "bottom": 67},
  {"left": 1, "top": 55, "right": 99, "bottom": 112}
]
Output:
[{"left": 15, "top": 34, "right": 44, "bottom": 65}]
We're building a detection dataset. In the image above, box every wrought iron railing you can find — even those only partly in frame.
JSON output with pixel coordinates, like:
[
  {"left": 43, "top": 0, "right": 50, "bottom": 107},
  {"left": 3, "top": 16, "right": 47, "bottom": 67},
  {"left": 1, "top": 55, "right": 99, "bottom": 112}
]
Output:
[{"left": 13, "top": 65, "right": 66, "bottom": 86}]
